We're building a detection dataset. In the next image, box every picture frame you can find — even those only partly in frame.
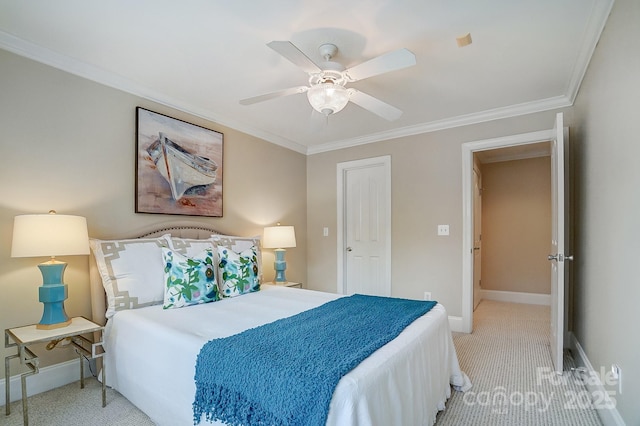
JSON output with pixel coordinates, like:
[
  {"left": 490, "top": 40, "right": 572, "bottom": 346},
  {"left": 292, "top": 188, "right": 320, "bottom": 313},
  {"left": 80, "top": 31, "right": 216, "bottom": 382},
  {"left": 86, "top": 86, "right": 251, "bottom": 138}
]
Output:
[{"left": 135, "top": 107, "right": 223, "bottom": 217}]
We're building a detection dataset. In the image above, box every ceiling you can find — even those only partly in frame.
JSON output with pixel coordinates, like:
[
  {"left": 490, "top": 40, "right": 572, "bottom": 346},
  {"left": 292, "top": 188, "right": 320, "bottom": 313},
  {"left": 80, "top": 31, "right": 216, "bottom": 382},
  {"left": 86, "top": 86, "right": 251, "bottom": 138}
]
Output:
[{"left": 0, "top": 0, "right": 613, "bottom": 155}]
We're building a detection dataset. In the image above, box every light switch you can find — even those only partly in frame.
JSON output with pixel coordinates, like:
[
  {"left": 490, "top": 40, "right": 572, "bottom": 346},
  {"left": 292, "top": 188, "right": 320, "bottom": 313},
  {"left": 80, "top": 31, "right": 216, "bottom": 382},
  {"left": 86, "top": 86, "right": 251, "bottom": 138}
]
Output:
[
  {"left": 323, "top": 227, "right": 329, "bottom": 237},
  {"left": 437, "top": 225, "right": 449, "bottom": 236}
]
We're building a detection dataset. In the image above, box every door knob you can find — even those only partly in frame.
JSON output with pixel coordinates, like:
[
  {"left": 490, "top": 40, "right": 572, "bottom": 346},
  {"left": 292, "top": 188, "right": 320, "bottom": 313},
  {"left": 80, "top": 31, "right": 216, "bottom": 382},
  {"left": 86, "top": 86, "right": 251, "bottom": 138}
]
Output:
[
  {"left": 346, "top": 247, "right": 353, "bottom": 252},
  {"left": 548, "top": 254, "right": 574, "bottom": 261}
]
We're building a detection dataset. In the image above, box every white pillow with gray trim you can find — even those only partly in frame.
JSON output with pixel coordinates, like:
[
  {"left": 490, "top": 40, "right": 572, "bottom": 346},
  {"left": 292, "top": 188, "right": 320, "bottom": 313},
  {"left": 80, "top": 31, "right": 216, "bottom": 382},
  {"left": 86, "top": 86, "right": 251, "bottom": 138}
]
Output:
[{"left": 90, "top": 235, "right": 170, "bottom": 318}]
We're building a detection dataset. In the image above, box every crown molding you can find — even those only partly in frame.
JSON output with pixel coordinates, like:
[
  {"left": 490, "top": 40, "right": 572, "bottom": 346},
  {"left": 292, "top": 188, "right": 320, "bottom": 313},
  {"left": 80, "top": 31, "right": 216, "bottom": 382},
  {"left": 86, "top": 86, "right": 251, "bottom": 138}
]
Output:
[
  {"left": 564, "top": 0, "right": 615, "bottom": 104},
  {"left": 0, "top": 30, "right": 308, "bottom": 155},
  {"left": 306, "top": 96, "right": 571, "bottom": 155}
]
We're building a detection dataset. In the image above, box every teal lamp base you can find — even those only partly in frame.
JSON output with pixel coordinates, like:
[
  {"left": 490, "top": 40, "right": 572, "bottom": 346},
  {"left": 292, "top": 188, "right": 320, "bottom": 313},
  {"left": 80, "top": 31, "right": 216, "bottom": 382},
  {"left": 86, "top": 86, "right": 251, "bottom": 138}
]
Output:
[
  {"left": 36, "top": 261, "right": 71, "bottom": 330},
  {"left": 273, "top": 249, "right": 288, "bottom": 283}
]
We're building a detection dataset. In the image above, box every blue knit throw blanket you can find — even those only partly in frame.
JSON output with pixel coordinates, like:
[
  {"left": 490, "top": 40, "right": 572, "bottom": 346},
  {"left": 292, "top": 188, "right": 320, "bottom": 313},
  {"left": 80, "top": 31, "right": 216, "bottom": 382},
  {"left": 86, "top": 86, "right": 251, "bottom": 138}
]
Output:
[{"left": 193, "top": 294, "right": 437, "bottom": 426}]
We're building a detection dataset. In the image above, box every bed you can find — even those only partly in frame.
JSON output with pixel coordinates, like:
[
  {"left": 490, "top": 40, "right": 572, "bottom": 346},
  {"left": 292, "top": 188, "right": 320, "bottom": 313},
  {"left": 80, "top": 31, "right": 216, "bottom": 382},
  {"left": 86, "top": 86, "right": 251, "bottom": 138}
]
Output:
[{"left": 89, "top": 225, "right": 470, "bottom": 426}]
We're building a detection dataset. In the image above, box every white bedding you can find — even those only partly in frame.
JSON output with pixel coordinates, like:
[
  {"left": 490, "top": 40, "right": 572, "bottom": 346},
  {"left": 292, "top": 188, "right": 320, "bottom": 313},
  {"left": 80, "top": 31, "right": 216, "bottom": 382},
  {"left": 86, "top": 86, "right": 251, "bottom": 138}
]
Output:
[{"left": 104, "top": 285, "right": 469, "bottom": 425}]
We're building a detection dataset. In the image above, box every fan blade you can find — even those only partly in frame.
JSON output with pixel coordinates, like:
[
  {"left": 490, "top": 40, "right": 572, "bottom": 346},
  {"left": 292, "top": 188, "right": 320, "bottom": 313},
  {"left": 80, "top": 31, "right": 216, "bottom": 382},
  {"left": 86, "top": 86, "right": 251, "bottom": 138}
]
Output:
[
  {"left": 239, "top": 86, "right": 308, "bottom": 105},
  {"left": 267, "top": 41, "right": 322, "bottom": 74},
  {"left": 345, "top": 48, "right": 416, "bottom": 82},
  {"left": 348, "top": 89, "right": 403, "bottom": 121}
]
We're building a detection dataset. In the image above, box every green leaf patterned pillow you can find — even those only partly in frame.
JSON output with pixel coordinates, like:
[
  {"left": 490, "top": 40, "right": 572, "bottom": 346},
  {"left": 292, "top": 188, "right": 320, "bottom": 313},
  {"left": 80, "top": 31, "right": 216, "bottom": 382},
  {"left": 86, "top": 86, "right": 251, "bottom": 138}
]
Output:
[
  {"left": 217, "top": 245, "right": 260, "bottom": 298},
  {"left": 162, "top": 247, "right": 220, "bottom": 309}
]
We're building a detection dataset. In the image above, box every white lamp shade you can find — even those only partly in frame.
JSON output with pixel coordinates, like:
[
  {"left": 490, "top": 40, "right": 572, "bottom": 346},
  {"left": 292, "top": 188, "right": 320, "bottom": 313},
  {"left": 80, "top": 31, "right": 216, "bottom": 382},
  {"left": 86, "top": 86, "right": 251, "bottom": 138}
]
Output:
[
  {"left": 307, "top": 83, "right": 350, "bottom": 116},
  {"left": 11, "top": 214, "right": 90, "bottom": 258},
  {"left": 263, "top": 226, "right": 296, "bottom": 249}
]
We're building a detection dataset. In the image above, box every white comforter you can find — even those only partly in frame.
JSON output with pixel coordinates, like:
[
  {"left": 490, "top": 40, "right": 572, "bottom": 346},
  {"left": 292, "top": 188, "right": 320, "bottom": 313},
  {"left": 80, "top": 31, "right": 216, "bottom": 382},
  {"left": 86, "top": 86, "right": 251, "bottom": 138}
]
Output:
[{"left": 104, "top": 285, "right": 469, "bottom": 425}]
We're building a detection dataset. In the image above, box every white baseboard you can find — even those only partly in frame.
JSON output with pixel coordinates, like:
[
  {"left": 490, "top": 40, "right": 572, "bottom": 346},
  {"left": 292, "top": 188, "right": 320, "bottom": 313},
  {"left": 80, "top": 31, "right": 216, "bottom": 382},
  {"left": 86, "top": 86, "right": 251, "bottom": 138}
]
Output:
[
  {"left": 0, "top": 358, "right": 92, "bottom": 407},
  {"left": 569, "top": 332, "right": 626, "bottom": 426},
  {"left": 481, "top": 289, "right": 551, "bottom": 306},
  {"left": 448, "top": 316, "right": 464, "bottom": 332}
]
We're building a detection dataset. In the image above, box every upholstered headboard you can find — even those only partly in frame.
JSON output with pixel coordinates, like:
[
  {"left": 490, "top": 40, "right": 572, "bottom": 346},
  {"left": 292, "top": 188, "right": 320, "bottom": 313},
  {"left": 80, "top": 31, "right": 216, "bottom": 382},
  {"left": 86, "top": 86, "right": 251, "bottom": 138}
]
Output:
[{"left": 89, "top": 225, "right": 222, "bottom": 326}]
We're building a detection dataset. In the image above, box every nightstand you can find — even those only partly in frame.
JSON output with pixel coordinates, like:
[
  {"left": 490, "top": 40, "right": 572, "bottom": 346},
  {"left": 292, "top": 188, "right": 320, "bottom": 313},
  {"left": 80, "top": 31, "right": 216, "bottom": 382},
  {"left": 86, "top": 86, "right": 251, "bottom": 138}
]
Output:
[
  {"left": 269, "top": 281, "right": 302, "bottom": 288},
  {"left": 4, "top": 317, "right": 105, "bottom": 425}
]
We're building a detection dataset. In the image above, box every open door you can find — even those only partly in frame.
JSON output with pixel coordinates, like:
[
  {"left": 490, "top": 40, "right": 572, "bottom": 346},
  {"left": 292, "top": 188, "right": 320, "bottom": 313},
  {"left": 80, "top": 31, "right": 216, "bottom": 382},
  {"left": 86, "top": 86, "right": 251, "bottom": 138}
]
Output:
[
  {"left": 472, "top": 163, "right": 482, "bottom": 310},
  {"left": 549, "top": 112, "right": 570, "bottom": 373}
]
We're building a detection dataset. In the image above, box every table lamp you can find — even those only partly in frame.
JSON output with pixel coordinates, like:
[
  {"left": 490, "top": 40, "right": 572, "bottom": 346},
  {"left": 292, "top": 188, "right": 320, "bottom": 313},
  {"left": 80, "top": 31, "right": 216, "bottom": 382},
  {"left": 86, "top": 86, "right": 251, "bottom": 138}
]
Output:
[
  {"left": 263, "top": 224, "right": 296, "bottom": 283},
  {"left": 11, "top": 211, "right": 89, "bottom": 329}
]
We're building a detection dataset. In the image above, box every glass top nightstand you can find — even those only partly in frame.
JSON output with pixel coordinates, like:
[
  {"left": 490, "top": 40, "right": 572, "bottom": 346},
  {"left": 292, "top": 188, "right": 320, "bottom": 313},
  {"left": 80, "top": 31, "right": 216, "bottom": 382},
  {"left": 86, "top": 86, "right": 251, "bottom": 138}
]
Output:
[{"left": 4, "top": 317, "right": 105, "bottom": 426}]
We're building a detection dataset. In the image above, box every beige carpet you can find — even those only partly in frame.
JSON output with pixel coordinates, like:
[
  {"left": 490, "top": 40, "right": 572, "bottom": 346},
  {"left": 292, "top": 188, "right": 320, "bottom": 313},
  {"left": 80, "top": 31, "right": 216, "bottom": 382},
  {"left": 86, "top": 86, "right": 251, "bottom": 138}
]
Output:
[
  {"left": 435, "top": 299, "right": 602, "bottom": 425},
  {"left": 3, "top": 300, "right": 602, "bottom": 425},
  {"left": 3, "top": 377, "right": 153, "bottom": 425}
]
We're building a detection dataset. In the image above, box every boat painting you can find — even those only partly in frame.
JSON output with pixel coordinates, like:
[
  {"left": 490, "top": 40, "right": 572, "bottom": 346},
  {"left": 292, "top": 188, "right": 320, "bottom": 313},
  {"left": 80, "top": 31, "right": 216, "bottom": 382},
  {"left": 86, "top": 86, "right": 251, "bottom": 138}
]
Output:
[
  {"left": 146, "top": 132, "right": 218, "bottom": 201},
  {"left": 136, "top": 107, "right": 223, "bottom": 217}
]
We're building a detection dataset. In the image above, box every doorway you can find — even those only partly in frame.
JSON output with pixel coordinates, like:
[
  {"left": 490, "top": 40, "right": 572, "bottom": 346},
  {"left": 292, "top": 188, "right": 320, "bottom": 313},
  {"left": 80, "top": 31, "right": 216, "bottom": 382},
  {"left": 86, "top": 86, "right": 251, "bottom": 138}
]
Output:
[
  {"left": 462, "top": 129, "right": 558, "bottom": 333},
  {"left": 472, "top": 145, "right": 552, "bottom": 309},
  {"left": 462, "top": 113, "right": 569, "bottom": 372}
]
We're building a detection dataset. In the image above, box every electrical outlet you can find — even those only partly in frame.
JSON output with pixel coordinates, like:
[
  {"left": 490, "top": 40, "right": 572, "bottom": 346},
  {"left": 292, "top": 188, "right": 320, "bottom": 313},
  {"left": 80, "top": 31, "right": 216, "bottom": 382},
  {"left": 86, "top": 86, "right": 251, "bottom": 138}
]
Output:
[
  {"left": 437, "top": 225, "right": 449, "bottom": 236},
  {"left": 424, "top": 292, "right": 432, "bottom": 301}
]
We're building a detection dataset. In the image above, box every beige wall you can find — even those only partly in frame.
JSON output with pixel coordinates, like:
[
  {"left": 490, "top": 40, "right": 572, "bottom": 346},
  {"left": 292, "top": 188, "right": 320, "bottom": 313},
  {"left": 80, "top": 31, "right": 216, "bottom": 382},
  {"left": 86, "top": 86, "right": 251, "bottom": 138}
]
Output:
[
  {"left": 0, "top": 50, "right": 307, "bottom": 379},
  {"left": 572, "top": 0, "right": 640, "bottom": 423},
  {"left": 306, "top": 108, "right": 572, "bottom": 316},
  {"left": 480, "top": 157, "right": 551, "bottom": 294}
]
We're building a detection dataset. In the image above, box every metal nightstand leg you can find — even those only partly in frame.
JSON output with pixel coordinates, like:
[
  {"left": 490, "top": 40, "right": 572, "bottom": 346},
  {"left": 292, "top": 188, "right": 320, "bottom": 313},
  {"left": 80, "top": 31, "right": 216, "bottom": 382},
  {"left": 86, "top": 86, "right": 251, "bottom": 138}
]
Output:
[
  {"left": 5, "top": 345, "right": 39, "bottom": 426},
  {"left": 101, "top": 357, "right": 106, "bottom": 407},
  {"left": 4, "top": 352, "right": 11, "bottom": 416},
  {"left": 70, "top": 333, "right": 106, "bottom": 407}
]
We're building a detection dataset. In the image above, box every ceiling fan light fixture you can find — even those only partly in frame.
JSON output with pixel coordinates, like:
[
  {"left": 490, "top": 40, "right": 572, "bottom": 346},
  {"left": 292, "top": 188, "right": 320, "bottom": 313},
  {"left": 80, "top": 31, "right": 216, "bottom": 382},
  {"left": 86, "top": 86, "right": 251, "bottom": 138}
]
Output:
[
  {"left": 241, "top": 41, "right": 416, "bottom": 121},
  {"left": 306, "top": 83, "right": 350, "bottom": 116}
]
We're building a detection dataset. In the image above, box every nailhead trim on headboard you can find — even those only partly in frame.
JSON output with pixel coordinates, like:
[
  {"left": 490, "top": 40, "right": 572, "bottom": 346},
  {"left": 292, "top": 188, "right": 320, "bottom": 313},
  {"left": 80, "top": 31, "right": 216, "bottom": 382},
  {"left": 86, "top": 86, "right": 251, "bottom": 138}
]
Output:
[{"left": 140, "top": 226, "right": 223, "bottom": 239}]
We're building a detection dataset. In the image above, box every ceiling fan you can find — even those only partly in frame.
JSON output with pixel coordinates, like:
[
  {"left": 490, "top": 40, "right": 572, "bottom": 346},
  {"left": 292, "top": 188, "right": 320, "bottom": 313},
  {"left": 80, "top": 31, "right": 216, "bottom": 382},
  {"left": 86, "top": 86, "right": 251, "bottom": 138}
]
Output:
[{"left": 240, "top": 41, "right": 416, "bottom": 121}]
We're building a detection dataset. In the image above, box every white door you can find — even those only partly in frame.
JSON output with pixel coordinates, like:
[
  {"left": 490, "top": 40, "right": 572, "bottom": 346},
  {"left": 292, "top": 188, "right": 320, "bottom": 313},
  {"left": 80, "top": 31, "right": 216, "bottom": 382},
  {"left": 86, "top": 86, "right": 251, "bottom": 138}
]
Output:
[
  {"left": 473, "top": 165, "right": 482, "bottom": 310},
  {"left": 549, "top": 112, "right": 569, "bottom": 373},
  {"left": 337, "top": 156, "right": 391, "bottom": 296}
]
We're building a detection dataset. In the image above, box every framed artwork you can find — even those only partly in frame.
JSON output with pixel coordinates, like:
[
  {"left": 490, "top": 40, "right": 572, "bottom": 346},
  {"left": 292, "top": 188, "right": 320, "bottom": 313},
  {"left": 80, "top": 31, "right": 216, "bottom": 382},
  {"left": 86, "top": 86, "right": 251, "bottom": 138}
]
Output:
[{"left": 135, "top": 107, "right": 223, "bottom": 217}]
